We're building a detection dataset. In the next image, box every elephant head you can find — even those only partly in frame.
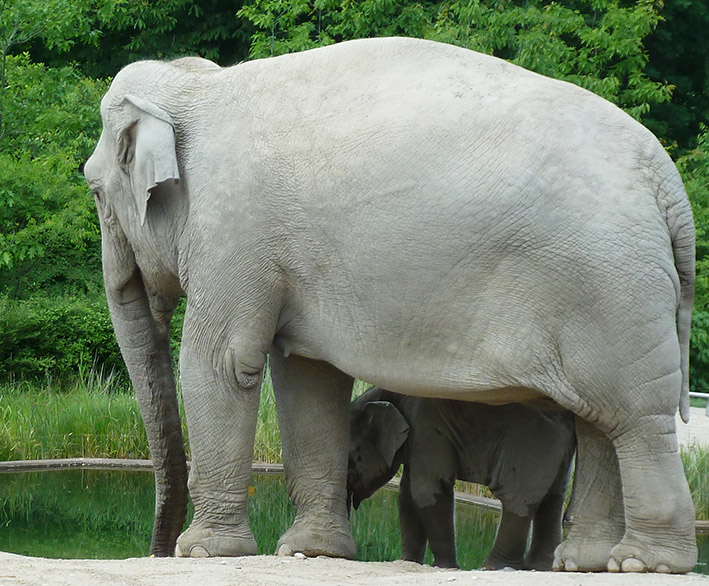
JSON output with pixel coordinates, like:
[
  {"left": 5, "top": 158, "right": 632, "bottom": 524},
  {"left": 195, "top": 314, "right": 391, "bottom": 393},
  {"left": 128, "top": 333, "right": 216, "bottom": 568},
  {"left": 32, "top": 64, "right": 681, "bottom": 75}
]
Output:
[
  {"left": 83, "top": 62, "right": 196, "bottom": 556},
  {"left": 347, "top": 389, "right": 410, "bottom": 511}
]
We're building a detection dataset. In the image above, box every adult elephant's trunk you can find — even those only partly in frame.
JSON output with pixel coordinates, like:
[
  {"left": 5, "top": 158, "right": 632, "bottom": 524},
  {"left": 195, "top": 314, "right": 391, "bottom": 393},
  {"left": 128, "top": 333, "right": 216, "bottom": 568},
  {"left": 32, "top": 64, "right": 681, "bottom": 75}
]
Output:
[{"left": 101, "top": 220, "right": 188, "bottom": 556}]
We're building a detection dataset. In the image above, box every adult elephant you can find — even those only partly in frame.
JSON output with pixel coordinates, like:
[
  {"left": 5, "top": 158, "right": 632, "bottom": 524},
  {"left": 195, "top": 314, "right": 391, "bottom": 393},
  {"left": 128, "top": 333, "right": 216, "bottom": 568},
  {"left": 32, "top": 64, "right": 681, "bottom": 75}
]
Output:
[{"left": 83, "top": 37, "right": 696, "bottom": 573}]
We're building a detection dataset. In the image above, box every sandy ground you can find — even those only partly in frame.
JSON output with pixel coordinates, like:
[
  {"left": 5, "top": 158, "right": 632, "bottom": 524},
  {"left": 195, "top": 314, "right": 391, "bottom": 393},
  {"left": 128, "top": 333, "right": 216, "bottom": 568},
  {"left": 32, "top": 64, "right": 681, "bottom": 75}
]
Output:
[
  {"left": 1, "top": 407, "right": 707, "bottom": 585},
  {"left": 1, "top": 552, "right": 708, "bottom": 586}
]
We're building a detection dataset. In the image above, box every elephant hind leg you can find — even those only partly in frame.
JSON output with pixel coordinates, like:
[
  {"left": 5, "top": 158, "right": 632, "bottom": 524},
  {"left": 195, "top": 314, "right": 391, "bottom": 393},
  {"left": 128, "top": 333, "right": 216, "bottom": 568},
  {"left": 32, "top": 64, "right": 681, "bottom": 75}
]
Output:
[
  {"left": 546, "top": 314, "right": 698, "bottom": 573},
  {"left": 609, "top": 409, "right": 697, "bottom": 573},
  {"left": 555, "top": 408, "right": 697, "bottom": 573},
  {"left": 483, "top": 507, "right": 531, "bottom": 570}
]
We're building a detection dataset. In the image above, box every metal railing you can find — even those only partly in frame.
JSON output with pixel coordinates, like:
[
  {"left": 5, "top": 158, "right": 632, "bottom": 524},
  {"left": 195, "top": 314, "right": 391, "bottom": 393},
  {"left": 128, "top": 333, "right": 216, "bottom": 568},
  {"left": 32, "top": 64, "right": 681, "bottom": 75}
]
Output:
[{"left": 689, "top": 392, "right": 709, "bottom": 416}]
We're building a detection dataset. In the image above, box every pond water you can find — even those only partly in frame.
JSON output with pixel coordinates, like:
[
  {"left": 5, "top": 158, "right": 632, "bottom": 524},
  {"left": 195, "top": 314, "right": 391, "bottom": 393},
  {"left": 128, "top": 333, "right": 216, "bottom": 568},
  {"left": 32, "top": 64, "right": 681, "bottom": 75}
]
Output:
[{"left": 0, "top": 470, "right": 707, "bottom": 573}]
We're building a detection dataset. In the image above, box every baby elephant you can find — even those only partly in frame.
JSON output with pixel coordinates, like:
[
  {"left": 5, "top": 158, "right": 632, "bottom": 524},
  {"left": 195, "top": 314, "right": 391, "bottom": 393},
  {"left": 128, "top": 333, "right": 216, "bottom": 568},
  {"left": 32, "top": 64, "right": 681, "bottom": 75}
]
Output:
[{"left": 347, "top": 387, "right": 576, "bottom": 570}]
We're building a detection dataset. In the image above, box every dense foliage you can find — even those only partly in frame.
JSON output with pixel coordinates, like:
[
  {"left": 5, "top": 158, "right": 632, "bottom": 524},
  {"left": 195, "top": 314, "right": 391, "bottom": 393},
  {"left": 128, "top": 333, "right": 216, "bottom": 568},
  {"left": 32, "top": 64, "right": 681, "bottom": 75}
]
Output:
[
  {"left": 0, "top": 294, "right": 121, "bottom": 381},
  {"left": 0, "top": 54, "right": 106, "bottom": 297},
  {"left": 0, "top": 0, "right": 707, "bottom": 393}
]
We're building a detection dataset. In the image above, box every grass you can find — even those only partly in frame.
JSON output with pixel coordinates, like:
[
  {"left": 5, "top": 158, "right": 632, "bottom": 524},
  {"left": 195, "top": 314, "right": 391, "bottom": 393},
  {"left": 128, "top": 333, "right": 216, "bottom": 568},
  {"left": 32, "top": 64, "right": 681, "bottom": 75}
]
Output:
[
  {"left": 0, "top": 366, "right": 368, "bottom": 464},
  {"left": 682, "top": 444, "right": 709, "bottom": 520},
  {"left": 0, "top": 367, "right": 151, "bottom": 460},
  {"left": 691, "top": 396, "right": 709, "bottom": 409},
  {"left": 1, "top": 368, "right": 707, "bottom": 520}
]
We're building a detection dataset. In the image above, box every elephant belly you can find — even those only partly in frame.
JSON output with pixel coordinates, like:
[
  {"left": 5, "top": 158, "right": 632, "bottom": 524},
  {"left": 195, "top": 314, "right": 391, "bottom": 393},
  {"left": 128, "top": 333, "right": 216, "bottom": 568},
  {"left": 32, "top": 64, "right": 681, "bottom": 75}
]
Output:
[{"left": 276, "top": 310, "right": 559, "bottom": 401}]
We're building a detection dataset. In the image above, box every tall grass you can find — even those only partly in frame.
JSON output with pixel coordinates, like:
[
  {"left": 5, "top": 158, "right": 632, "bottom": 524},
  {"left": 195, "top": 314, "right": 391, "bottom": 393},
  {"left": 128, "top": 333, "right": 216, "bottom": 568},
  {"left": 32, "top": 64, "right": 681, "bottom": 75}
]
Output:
[
  {"left": 253, "top": 368, "right": 280, "bottom": 463},
  {"left": 0, "top": 365, "right": 292, "bottom": 464},
  {"left": 682, "top": 444, "right": 709, "bottom": 520},
  {"left": 0, "top": 366, "right": 150, "bottom": 460}
]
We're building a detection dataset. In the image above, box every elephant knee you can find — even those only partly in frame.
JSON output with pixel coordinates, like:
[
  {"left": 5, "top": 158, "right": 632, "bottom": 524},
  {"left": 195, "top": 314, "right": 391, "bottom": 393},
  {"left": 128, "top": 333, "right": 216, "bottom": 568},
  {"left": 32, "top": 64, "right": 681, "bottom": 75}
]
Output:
[
  {"left": 223, "top": 340, "right": 267, "bottom": 391},
  {"left": 410, "top": 479, "right": 451, "bottom": 510}
]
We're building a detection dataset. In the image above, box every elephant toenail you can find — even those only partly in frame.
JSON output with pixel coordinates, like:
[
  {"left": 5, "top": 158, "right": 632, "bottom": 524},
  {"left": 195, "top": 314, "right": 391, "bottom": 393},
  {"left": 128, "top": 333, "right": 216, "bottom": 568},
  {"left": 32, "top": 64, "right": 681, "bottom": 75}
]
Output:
[
  {"left": 621, "top": 558, "right": 647, "bottom": 573},
  {"left": 277, "top": 543, "right": 294, "bottom": 557},
  {"left": 656, "top": 564, "right": 671, "bottom": 573},
  {"left": 607, "top": 557, "right": 621, "bottom": 572},
  {"left": 565, "top": 559, "right": 578, "bottom": 572},
  {"left": 190, "top": 546, "right": 210, "bottom": 558}
]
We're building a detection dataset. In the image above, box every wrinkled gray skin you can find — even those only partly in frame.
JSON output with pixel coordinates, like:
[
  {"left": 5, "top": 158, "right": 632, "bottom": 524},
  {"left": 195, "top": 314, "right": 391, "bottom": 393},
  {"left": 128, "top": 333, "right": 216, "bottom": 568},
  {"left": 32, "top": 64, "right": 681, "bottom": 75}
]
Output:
[
  {"left": 347, "top": 387, "right": 576, "bottom": 570},
  {"left": 83, "top": 37, "right": 697, "bottom": 572}
]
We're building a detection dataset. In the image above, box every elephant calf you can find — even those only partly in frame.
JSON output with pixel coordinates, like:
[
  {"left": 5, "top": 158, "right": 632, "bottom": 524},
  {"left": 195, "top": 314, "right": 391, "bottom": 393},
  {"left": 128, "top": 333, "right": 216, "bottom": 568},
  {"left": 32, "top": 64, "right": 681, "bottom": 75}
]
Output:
[{"left": 347, "top": 387, "right": 576, "bottom": 570}]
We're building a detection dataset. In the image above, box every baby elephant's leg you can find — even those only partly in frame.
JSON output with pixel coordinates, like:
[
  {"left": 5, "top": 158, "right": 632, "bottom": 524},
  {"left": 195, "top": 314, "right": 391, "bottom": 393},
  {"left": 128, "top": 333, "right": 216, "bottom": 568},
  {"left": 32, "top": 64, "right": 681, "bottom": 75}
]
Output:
[
  {"left": 525, "top": 489, "right": 566, "bottom": 570},
  {"left": 398, "top": 469, "right": 427, "bottom": 564},
  {"left": 405, "top": 466, "right": 459, "bottom": 568},
  {"left": 483, "top": 507, "right": 531, "bottom": 570}
]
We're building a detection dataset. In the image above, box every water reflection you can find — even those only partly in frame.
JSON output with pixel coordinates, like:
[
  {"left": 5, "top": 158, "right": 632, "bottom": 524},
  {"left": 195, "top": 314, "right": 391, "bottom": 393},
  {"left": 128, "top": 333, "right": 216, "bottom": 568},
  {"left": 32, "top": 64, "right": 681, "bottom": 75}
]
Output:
[{"left": 0, "top": 470, "right": 706, "bottom": 573}]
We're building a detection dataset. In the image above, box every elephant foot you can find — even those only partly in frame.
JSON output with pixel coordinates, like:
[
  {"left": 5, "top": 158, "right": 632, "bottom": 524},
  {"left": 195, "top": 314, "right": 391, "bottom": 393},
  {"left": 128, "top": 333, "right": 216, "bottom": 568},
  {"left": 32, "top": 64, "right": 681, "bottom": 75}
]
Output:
[
  {"left": 275, "top": 518, "right": 356, "bottom": 559},
  {"left": 175, "top": 522, "right": 257, "bottom": 557},
  {"left": 523, "top": 553, "right": 554, "bottom": 571},
  {"left": 607, "top": 536, "right": 698, "bottom": 574},
  {"left": 553, "top": 536, "right": 616, "bottom": 572}
]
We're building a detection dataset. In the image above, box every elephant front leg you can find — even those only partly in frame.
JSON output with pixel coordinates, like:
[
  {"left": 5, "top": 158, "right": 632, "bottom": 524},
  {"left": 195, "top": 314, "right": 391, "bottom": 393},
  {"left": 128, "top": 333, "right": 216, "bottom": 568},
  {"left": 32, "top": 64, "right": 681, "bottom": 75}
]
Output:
[
  {"left": 405, "top": 470, "right": 458, "bottom": 568},
  {"left": 175, "top": 335, "right": 263, "bottom": 557},
  {"left": 398, "top": 470, "right": 427, "bottom": 564},
  {"left": 554, "top": 416, "right": 625, "bottom": 571},
  {"left": 270, "top": 348, "right": 356, "bottom": 558}
]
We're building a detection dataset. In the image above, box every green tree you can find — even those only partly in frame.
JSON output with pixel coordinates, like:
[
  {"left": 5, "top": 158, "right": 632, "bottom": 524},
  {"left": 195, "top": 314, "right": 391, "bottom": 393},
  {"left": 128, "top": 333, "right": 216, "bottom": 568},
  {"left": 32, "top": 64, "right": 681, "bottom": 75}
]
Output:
[
  {"left": 0, "top": 0, "right": 95, "bottom": 136},
  {"left": 0, "top": 54, "right": 107, "bottom": 297},
  {"left": 645, "top": 0, "right": 709, "bottom": 150},
  {"left": 238, "top": 0, "right": 434, "bottom": 57},
  {"left": 25, "top": 0, "right": 253, "bottom": 77}
]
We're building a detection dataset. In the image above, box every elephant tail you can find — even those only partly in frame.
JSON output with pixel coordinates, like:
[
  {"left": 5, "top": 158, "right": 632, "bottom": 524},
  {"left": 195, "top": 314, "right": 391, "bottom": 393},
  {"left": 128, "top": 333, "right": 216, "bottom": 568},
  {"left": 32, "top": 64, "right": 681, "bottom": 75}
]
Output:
[{"left": 664, "top": 175, "right": 696, "bottom": 424}]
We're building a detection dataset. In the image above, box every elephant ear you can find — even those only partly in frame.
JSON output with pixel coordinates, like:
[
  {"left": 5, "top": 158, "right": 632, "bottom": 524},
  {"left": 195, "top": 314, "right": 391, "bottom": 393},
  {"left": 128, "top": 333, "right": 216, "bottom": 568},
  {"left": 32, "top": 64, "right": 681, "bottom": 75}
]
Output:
[
  {"left": 364, "top": 401, "right": 410, "bottom": 468},
  {"left": 117, "top": 94, "right": 180, "bottom": 226}
]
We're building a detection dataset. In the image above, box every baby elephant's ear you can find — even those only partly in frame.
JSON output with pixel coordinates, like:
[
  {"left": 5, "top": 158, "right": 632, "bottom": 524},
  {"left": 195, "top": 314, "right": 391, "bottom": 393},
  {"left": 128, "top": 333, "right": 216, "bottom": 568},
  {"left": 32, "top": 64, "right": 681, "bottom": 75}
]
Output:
[{"left": 364, "top": 401, "right": 410, "bottom": 467}]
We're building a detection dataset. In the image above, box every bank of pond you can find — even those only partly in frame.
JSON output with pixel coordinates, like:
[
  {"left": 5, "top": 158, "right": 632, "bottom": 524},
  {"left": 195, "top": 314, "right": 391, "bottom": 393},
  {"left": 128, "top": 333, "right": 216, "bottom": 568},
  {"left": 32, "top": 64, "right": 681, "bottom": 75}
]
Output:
[{"left": 0, "top": 469, "right": 707, "bottom": 573}]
